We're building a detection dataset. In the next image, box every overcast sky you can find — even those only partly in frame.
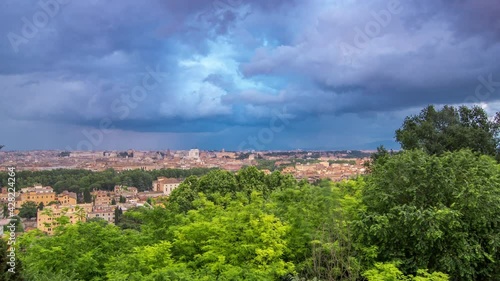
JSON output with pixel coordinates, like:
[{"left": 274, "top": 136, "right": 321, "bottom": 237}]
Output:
[{"left": 1, "top": 0, "right": 500, "bottom": 151}]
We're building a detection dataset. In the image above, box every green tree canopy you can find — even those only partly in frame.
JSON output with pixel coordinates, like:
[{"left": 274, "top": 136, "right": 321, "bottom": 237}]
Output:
[
  {"left": 18, "top": 201, "right": 38, "bottom": 219},
  {"left": 17, "top": 222, "right": 144, "bottom": 280},
  {"left": 357, "top": 149, "right": 500, "bottom": 280},
  {"left": 395, "top": 105, "right": 500, "bottom": 157},
  {"left": 168, "top": 167, "right": 297, "bottom": 213}
]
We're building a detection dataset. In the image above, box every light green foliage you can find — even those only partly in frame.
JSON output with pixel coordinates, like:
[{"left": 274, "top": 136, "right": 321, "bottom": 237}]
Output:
[
  {"left": 412, "top": 270, "right": 449, "bottom": 281},
  {"left": 17, "top": 222, "right": 143, "bottom": 281},
  {"left": 107, "top": 193, "right": 294, "bottom": 280},
  {"left": 106, "top": 241, "right": 192, "bottom": 281},
  {"left": 170, "top": 193, "right": 294, "bottom": 280},
  {"left": 363, "top": 262, "right": 407, "bottom": 281},
  {"left": 363, "top": 263, "right": 448, "bottom": 281}
]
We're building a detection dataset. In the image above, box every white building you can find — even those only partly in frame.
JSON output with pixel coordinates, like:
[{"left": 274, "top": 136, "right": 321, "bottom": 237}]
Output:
[{"left": 188, "top": 149, "right": 200, "bottom": 160}]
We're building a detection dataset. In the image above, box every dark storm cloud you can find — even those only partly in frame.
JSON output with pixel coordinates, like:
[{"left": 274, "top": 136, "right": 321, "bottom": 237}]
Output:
[
  {"left": 241, "top": 0, "right": 500, "bottom": 115},
  {"left": 1, "top": 0, "right": 499, "bottom": 150}
]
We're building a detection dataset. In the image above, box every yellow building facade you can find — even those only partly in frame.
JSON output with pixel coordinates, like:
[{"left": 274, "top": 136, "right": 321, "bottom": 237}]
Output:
[
  {"left": 17, "top": 185, "right": 77, "bottom": 207},
  {"left": 19, "top": 189, "right": 56, "bottom": 206},
  {"left": 37, "top": 203, "right": 93, "bottom": 235}
]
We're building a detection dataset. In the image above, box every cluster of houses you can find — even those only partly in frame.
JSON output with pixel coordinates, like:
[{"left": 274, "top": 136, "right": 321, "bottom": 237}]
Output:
[
  {"left": 0, "top": 177, "right": 182, "bottom": 235},
  {"left": 277, "top": 160, "right": 367, "bottom": 182}
]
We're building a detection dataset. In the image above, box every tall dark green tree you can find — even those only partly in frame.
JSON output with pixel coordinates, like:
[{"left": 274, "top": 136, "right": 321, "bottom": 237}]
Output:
[
  {"left": 83, "top": 189, "right": 92, "bottom": 203},
  {"left": 395, "top": 105, "right": 500, "bottom": 157},
  {"left": 114, "top": 207, "right": 123, "bottom": 224},
  {"left": 18, "top": 201, "right": 38, "bottom": 219}
]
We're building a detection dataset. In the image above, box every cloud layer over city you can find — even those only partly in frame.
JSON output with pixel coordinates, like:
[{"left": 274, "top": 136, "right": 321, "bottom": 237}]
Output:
[{"left": 1, "top": 0, "right": 500, "bottom": 150}]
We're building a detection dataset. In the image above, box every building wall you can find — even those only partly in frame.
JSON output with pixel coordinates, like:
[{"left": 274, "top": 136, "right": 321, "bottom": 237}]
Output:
[
  {"left": 57, "top": 194, "right": 77, "bottom": 205},
  {"left": 162, "top": 183, "right": 180, "bottom": 196},
  {"left": 152, "top": 177, "right": 182, "bottom": 195},
  {"left": 88, "top": 211, "right": 115, "bottom": 223},
  {"left": 37, "top": 204, "right": 93, "bottom": 235},
  {"left": 19, "top": 191, "right": 56, "bottom": 206},
  {"left": 92, "top": 191, "right": 112, "bottom": 205}
]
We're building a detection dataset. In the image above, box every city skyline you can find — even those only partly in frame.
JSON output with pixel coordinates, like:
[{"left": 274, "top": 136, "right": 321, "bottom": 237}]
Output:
[{"left": 1, "top": 0, "right": 500, "bottom": 150}]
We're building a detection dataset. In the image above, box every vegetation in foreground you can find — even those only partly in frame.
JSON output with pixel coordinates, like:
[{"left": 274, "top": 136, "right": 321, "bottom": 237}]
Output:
[{"left": 1, "top": 105, "right": 499, "bottom": 280}]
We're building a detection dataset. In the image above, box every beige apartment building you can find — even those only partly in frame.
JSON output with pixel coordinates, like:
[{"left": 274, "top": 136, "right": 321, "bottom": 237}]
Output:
[
  {"left": 37, "top": 203, "right": 93, "bottom": 235},
  {"left": 15, "top": 185, "right": 77, "bottom": 207},
  {"left": 88, "top": 205, "right": 115, "bottom": 224},
  {"left": 91, "top": 190, "right": 112, "bottom": 205},
  {"left": 152, "top": 177, "right": 182, "bottom": 196},
  {"left": 56, "top": 191, "right": 77, "bottom": 205},
  {"left": 18, "top": 185, "right": 56, "bottom": 206}
]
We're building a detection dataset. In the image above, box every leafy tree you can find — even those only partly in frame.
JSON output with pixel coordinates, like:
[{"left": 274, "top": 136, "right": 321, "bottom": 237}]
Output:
[
  {"left": 0, "top": 239, "right": 23, "bottom": 280},
  {"left": 46, "top": 200, "right": 59, "bottom": 206},
  {"left": 114, "top": 207, "right": 123, "bottom": 225},
  {"left": 363, "top": 262, "right": 448, "bottom": 281},
  {"left": 86, "top": 217, "right": 108, "bottom": 224},
  {"left": 73, "top": 206, "right": 86, "bottom": 222},
  {"left": 357, "top": 150, "right": 500, "bottom": 280},
  {"left": 118, "top": 170, "right": 153, "bottom": 191},
  {"left": 271, "top": 179, "right": 365, "bottom": 280},
  {"left": 17, "top": 222, "right": 144, "bottom": 281},
  {"left": 168, "top": 193, "right": 295, "bottom": 279},
  {"left": 11, "top": 163, "right": 469, "bottom": 280},
  {"left": 18, "top": 201, "right": 38, "bottom": 219},
  {"left": 106, "top": 241, "right": 192, "bottom": 280},
  {"left": 116, "top": 208, "right": 144, "bottom": 231},
  {"left": 37, "top": 202, "right": 44, "bottom": 211},
  {"left": 83, "top": 189, "right": 92, "bottom": 203},
  {"left": 168, "top": 168, "right": 297, "bottom": 213},
  {"left": 395, "top": 105, "right": 500, "bottom": 157}
]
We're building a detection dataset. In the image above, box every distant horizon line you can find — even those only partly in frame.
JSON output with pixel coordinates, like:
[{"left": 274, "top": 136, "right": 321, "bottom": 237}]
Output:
[{"left": 0, "top": 148, "right": 392, "bottom": 153}]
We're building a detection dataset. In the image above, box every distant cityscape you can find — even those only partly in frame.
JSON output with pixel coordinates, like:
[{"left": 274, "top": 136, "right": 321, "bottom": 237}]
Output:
[
  {"left": 0, "top": 148, "right": 374, "bottom": 236},
  {"left": 0, "top": 148, "right": 374, "bottom": 183}
]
